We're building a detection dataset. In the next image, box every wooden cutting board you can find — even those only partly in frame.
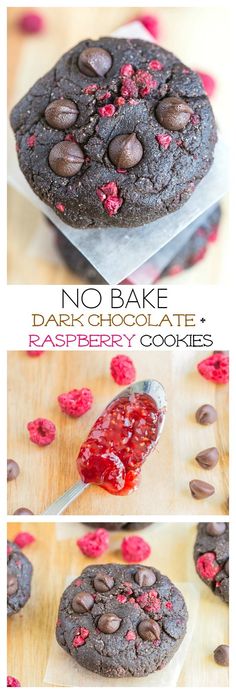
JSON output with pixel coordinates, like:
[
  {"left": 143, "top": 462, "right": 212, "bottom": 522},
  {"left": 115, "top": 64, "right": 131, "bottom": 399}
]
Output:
[
  {"left": 7, "top": 350, "right": 228, "bottom": 515},
  {"left": 7, "top": 6, "right": 229, "bottom": 286},
  {"left": 7, "top": 522, "right": 228, "bottom": 687}
]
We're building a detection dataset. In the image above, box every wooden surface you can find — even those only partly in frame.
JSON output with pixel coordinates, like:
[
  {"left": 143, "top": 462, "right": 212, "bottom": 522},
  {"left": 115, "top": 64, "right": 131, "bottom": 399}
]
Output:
[
  {"left": 7, "top": 522, "right": 229, "bottom": 687},
  {"left": 7, "top": 350, "right": 228, "bottom": 516},
  {"left": 7, "top": 6, "right": 230, "bottom": 285}
]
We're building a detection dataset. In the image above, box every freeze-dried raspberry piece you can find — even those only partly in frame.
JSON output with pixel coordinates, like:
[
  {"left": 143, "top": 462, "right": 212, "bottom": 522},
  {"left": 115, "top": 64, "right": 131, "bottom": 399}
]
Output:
[
  {"left": 149, "top": 59, "right": 163, "bottom": 71},
  {"left": 96, "top": 181, "right": 124, "bottom": 216},
  {"left": 120, "top": 64, "right": 135, "bottom": 77},
  {"left": 121, "top": 78, "right": 138, "bottom": 99},
  {"left": 77, "top": 528, "right": 109, "bottom": 558},
  {"left": 58, "top": 387, "right": 93, "bottom": 418},
  {"left": 196, "top": 552, "right": 220, "bottom": 580},
  {"left": 116, "top": 594, "right": 127, "bottom": 604},
  {"left": 155, "top": 133, "right": 172, "bottom": 149},
  {"left": 7, "top": 676, "right": 21, "bottom": 687},
  {"left": 27, "top": 134, "right": 36, "bottom": 148},
  {"left": 121, "top": 536, "right": 151, "bottom": 562},
  {"left": 110, "top": 354, "right": 136, "bottom": 385},
  {"left": 26, "top": 351, "right": 43, "bottom": 357},
  {"left": 82, "top": 84, "right": 98, "bottom": 94},
  {"left": 18, "top": 11, "right": 45, "bottom": 34},
  {"left": 165, "top": 601, "right": 173, "bottom": 610},
  {"left": 98, "top": 104, "right": 116, "bottom": 117},
  {"left": 55, "top": 202, "right": 65, "bottom": 213},
  {"left": 115, "top": 96, "right": 126, "bottom": 107},
  {"left": 191, "top": 114, "right": 200, "bottom": 125},
  {"left": 197, "top": 71, "right": 216, "bottom": 98},
  {"left": 136, "top": 589, "right": 161, "bottom": 613},
  {"left": 73, "top": 627, "right": 89, "bottom": 647},
  {"left": 104, "top": 195, "right": 123, "bottom": 216},
  {"left": 27, "top": 418, "right": 56, "bottom": 446},
  {"left": 197, "top": 353, "right": 229, "bottom": 384},
  {"left": 13, "top": 532, "right": 35, "bottom": 548},
  {"left": 125, "top": 630, "right": 136, "bottom": 640}
]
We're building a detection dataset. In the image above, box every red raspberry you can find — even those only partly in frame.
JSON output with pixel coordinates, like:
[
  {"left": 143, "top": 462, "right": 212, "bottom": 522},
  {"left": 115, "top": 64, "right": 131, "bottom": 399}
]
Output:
[
  {"left": 197, "top": 71, "right": 216, "bottom": 98},
  {"left": 55, "top": 202, "right": 65, "bottom": 213},
  {"left": 196, "top": 552, "right": 220, "bottom": 580},
  {"left": 120, "top": 64, "right": 134, "bottom": 77},
  {"left": 58, "top": 387, "right": 93, "bottom": 418},
  {"left": 121, "top": 78, "right": 138, "bottom": 99},
  {"left": 115, "top": 96, "right": 126, "bottom": 107},
  {"left": 82, "top": 84, "right": 98, "bottom": 94},
  {"left": 7, "top": 676, "right": 21, "bottom": 687},
  {"left": 133, "top": 14, "right": 159, "bottom": 39},
  {"left": 27, "top": 418, "right": 56, "bottom": 446},
  {"left": 98, "top": 104, "right": 116, "bottom": 117},
  {"left": 148, "top": 60, "right": 163, "bottom": 71},
  {"left": 125, "top": 630, "right": 136, "bottom": 640},
  {"left": 110, "top": 354, "right": 136, "bottom": 385},
  {"left": 18, "top": 12, "right": 45, "bottom": 34},
  {"left": 13, "top": 532, "right": 35, "bottom": 549},
  {"left": 136, "top": 590, "right": 161, "bottom": 613},
  {"left": 77, "top": 528, "right": 109, "bottom": 558},
  {"left": 121, "top": 536, "right": 151, "bottom": 563},
  {"left": 27, "top": 134, "right": 36, "bottom": 148},
  {"left": 103, "top": 195, "right": 123, "bottom": 216},
  {"left": 73, "top": 627, "right": 89, "bottom": 647},
  {"left": 197, "top": 353, "right": 229, "bottom": 384},
  {"left": 155, "top": 133, "right": 172, "bottom": 149},
  {"left": 26, "top": 351, "right": 43, "bottom": 357}
]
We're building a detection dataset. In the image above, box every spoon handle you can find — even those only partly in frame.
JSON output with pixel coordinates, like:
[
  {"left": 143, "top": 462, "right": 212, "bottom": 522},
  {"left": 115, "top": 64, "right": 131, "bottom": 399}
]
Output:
[{"left": 42, "top": 481, "right": 90, "bottom": 515}]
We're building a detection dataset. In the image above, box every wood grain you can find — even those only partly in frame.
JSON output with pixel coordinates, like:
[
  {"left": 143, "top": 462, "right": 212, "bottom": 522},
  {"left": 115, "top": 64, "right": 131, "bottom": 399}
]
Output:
[
  {"left": 7, "top": 522, "right": 228, "bottom": 687},
  {"left": 7, "top": 350, "right": 228, "bottom": 515},
  {"left": 7, "top": 6, "right": 230, "bottom": 285}
]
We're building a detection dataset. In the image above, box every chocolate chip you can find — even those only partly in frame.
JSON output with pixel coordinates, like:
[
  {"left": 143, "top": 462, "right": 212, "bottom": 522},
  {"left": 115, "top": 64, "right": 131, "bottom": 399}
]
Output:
[
  {"left": 7, "top": 571, "right": 18, "bottom": 597},
  {"left": 206, "top": 522, "right": 226, "bottom": 536},
  {"left": 78, "top": 47, "right": 112, "bottom": 77},
  {"left": 195, "top": 447, "right": 219, "bottom": 469},
  {"left": 45, "top": 99, "right": 78, "bottom": 129},
  {"left": 13, "top": 508, "right": 34, "bottom": 515},
  {"left": 137, "top": 619, "right": 160, "bottom": 642},
  {"left": 134, "top": 567, "right": 156, "bottom": 587},
  {"left": 213, "top": 644, "right": 229, "bottom": 666},
  {"left": 7, "top": 459, "right": 20, "bottom": 482},
  {"left": 72, "top": 591, "right": 94, "bottom": 613},
  {"left": 108, "top": 133, "right": 143, "bottom": 169},
  {"left": 189, "top": 479, "right": 215, "bottom": 499},
  {"left": 195, "top": 404, "right": 217, "bottom": 425},
  {"left": 93, "top": 572, "right": 114, "bottom": 592},
  {"left": 156, "top": 96, "right": 193, "bottom": 131},
  {"left": 49, "top": 141, "right": 84, "bottom": 177},
  {"left": 224, "top": 560, "right": 229, "bottom": 575},
  {"left": 97, "top": 612, "right": 121, "bottom": 634}
]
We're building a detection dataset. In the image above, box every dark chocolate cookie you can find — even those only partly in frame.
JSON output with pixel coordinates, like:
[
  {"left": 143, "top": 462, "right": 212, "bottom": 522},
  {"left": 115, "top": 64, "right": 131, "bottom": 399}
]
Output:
[
  {"left": 84, "top": 522, "right": 152, "bottom": 531},
  {"left": 56, "top": 562, "right": 188, "bottom": 677},
  {"left": 7, "top": 541, "right": 33, "bottom": 616},
  {"left": 193, "top": 523, "right": 229, "bottom": 604},
  {"left": 10, "top": 37, "right": 216, "bottom": 229}
]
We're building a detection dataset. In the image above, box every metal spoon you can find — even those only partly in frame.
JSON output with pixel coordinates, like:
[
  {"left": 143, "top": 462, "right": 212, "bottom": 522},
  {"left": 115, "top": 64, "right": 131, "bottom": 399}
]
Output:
[{"left": 42, "top": 379, "right": 166, "bottom": 515}]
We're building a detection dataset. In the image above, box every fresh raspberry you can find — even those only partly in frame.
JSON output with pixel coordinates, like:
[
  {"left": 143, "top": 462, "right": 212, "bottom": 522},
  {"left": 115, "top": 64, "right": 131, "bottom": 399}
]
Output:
[
  {"left": 196, "top": 552, "right": 220, "bottom": 580},
  {"left": 77, "top": 528, "right": 109, "bottom": 558},
  {"left": 197, "top": 71, "right": 216, "bottom": 98},
  {"left": 58, "top": 387, "right": 93, "bottom": 418},
  {"left": 26, "top": 351, "right": 43, "bottom": 357},
  {"left": 115, "top": 96, "right": 126, "bottom": 107},
  {"left": 27, "top": 134, "right": 36, "bottom": 148},
  {"left": 73, "top": 627, "right": 89, "bottom": 647},
  {"left": 191, "top": 114, "right": 200, "bottom": 125},
  {"left": 55, "top": 202, "right": 65, "bottom": 213},
  {"left": 121, "top": 536, "right": 151, "bottom": 563},
  {"left": 148, "top": 59, "right": 163, "bottom": 71},
  {"left": 98, "top": 104, "right": 116, "bottom": 117},
  {"left": 125, "top": 630, "right": 136, "bottom": 640},
  {"left": 133, "top": 14, "right": 159, "bottom": 39},
  {"left": 155, "top": 133, "right": 172, "bottom": 150},
  {"left": 7, "top": 676, "right": 21, "bottom": 687},
  {"left": 116, "top": 594, "right": 127, "bottom": 604},
  {"left": 136, "top": 590, "right": 161, "bottom": 613},
  {"left": 17, "top": 12, "right": 45, "bottom": 34},
  {"left": 121, "top": 78, "right": 138, "bottom": 99},
  {"left": 120, "top": 64, "right": 135, "bottom": 77},
  {"left": 27, "top": 418, "right": 56, "bottom": 446},
  {"left": 197, "top": 353, "right": 229, "bottom": 384},
  {"left": 82, "top": 84, "right": 98, "bottom": 94},
  {"left": 103, "top": 195, "right": 123, "bottom": 216},
  {"left": 13, "top": 532, "right": 35, "bottom": 549},
  {"left": 110, "top": 354, "right": 136, "bottom": 385}
]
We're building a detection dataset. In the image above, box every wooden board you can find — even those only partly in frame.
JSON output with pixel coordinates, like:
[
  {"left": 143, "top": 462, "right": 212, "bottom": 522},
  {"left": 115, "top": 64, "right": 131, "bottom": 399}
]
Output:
[
  {"left": 7, "top": 351, "right": 228, "bottom": 515},
  {"left": 7, "top": 522, "right": 229, "bottom": 687},
  {"left": 7, "top": 6, "right": 230, "bottom": 286}
]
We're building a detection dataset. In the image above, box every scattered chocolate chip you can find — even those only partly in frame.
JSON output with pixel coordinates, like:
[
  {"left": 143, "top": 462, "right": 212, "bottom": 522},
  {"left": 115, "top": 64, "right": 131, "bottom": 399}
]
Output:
[
  {"left": 49, "top": 141, "right": 84, "bottom": 177},
  {"left": 45, "top": 99, "right": 78, "bottom": 129},
  {"left": 189, "top": 479, "right": 215, "bottom": 499},
  {"left": 137, "top": 619, "right": 161, "bottom": 642},
  {"left": 206, "top": 522, "right": 226, "bottom": 536},
  {"left": 224, "top": 559, "right": 229, "bottom": 575},
  {"left": 134, "top": 567, "right": 156, "bottom": 587},
  {"left": 213, "top": 644, "right": 229, "bottom": 666},
  {"left": 7, "top": 459, "right": 20, "bottom": 481},
  {"left": 7, "top": 571, "right": 18, "bottom": 596},
  {"left": 108, "top": 133, "right": 143, "bottom": 168},
  {"left": 195, "top": 447, "right": 219, "bottom": 469},
  {"left": 156, "top": 96, "right": 193, "bottom": 131},
  {"left": 97, "top": 612, "right": 121, "bottom": 634},
  {"left": 78, "top": 47, "right": 112, "bottom": 77},
  {"left": 93, "top": 572, "right": 114, "bottom": 592},
  {"left": 13, "top": 508, "right": 34, "bottom": 515},
  {"left": 72, "top": 591, "right": 94, "bottom": 613},
  {"left": 195, "top": 404, "right": 217, "bottom": 425}
]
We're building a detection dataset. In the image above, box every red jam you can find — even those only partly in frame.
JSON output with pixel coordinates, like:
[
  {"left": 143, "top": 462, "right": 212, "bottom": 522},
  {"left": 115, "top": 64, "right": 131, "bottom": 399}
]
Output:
[{"left": 77, "top": 393, "right": 164, "bottom": 495}]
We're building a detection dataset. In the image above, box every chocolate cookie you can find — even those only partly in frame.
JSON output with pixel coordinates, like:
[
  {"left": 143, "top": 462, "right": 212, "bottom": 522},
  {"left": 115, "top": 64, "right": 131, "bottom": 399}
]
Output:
[
  {"left": 84, "top": 523, "right": 152, "bottom": 531},
  {"left": 193, "top": 523, "right": 229, "bottom": 604},
  {"left": 7, "top": 541, "right": 33, "bottom": 616},
  {"left": 56, "top": 563, "right": 188, "bottom": 677},
  {"left": 10, "top": 37, "right": 216, "bottom": 229}
]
